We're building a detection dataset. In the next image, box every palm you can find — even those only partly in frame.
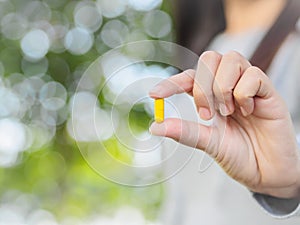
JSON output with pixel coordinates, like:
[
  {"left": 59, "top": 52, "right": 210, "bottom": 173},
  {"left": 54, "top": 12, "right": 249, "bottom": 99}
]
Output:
[{"left": 211, "top": 100, "right": 299, "bottom": 194}]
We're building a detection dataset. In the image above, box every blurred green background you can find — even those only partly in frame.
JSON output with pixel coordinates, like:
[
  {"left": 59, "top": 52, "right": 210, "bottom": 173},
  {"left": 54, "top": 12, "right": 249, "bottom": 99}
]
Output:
[{"left": 0, "top": 0, "right": 175, "bottom": 224}]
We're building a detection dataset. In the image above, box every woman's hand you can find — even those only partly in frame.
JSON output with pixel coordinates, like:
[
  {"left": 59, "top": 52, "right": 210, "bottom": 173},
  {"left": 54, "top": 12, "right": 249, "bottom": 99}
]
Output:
[{"left": 149, "top": 51, "right": 300, "bottom": 199}]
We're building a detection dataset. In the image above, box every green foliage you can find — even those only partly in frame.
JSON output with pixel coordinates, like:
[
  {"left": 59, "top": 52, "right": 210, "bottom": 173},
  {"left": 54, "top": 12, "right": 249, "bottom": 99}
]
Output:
[
  {"left": 0, "top": 128, "right": 164, "bottom": 221},
  {"left": 0, "top": 0, "right": 174, "bottom": 222}
]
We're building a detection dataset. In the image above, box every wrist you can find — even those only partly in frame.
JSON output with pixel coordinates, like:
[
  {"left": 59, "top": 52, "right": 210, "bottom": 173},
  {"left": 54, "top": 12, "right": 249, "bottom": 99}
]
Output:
[
  {"left": 292, "top": 158, "right": 300, "bottom": 199},
  {"left": 251, "top": 152, "right": 300, "bottom": 200},
  {"left": 266, "top": 157, "right": 300, "bottom": 200}
]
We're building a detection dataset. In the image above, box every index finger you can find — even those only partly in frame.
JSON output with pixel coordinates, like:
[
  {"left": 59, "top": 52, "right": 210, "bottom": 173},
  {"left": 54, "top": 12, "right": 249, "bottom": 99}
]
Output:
[{"left": 149, "top": 69, "right": 195, "bottom": 99}]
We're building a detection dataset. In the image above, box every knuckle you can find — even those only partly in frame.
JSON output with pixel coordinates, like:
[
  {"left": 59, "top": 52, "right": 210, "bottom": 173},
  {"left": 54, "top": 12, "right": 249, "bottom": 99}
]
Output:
[
  {"left": 198, "top": 51, "right": 220, "bottom": 65},
  {"left": 184, "top": 69, "right": 195, "bottom": 76},
  {"left": 233, "top": 88, "right": 246, "bottom": 101},
  {"left": 193, "top": 88, "right": 211, "bottom": 107},
  {"left": 243, "top": 66, "right": 266, "bottom": 84},
  {"left": 245, "top": 66, "right": 264, "bottom": 76},
  {"left": 223, "top": 51, "right": 244, "bottom": 61},
  {"left": 193, "top": 87, "right": 208, "bottom": 102},
  {"left": 192, "top": 85, "right": 203, "bottom": 97},
  {"left": 213, "top": 82, "right": 232, "bottom": 98},
  {"left": 221, "top": 88, "right": 233, "bottom": 99},
  {"left": 222, "top": 51, "right": 247, "bottom": 69}
]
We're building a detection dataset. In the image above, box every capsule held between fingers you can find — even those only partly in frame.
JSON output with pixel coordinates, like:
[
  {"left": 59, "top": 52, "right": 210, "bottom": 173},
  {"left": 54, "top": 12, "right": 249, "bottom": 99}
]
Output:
[{"left": 154, "top": 98, "right": 164, "bottom": 123}]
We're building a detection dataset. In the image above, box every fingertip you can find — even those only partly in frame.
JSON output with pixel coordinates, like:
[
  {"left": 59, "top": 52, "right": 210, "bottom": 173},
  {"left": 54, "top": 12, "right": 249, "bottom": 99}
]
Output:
[
  {"left": 240, "top": 106, "right": 249, "bottom": 117},
  {"left": 149, "top": 85, "right": 164, "bottom": 98},
  {"left": 239, "top": 103, "right": 254, "bottom": 117},
  {"left": 219, "top": 103, "right": 233, "bottom": 117},
  {"left": 199, "top": 107, "right": 212, "bottom": 120},
  {"left": 149, "top": 122, "right": 167, "bottom": 136}
]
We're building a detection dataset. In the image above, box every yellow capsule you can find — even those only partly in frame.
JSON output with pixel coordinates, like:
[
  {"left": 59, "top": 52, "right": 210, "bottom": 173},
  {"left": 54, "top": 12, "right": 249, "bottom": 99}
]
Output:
[{"left": 154, "top": 98, "right": 164, "bottom": 123}]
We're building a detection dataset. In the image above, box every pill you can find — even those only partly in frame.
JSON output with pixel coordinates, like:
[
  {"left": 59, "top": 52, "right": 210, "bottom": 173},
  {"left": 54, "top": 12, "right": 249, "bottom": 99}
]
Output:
[{"left": 154, "top": 98, "right": 164, "bottom": 123}]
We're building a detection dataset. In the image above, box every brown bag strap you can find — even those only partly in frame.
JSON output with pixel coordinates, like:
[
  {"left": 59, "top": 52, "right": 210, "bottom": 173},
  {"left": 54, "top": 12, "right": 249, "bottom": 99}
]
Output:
[{"left": 250, "top": 0, "right": 300, "bottom": 73}]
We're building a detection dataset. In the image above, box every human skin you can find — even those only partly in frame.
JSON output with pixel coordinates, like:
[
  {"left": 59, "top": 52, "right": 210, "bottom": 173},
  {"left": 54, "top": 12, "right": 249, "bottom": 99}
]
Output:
[
  {"left": 224, "top": 0, "right": 287, "bottom": 34},
  {"left": 149, "top": 51, "right": 300, "bottom": 199}
]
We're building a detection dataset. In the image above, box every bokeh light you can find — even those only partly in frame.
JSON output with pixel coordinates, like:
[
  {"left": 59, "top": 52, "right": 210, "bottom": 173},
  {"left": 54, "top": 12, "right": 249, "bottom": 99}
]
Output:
[
  {"left": 0, "top": 1, "right": 14, "bottom": 21},
  {"left": 74, "top": 2, "right": 102, "bottom": 32},
  {"left": 0, "top": 0, "right": 173, "bottom": 223},
  {"left": 128, "top": 0, "right": 162, "bottom": 11},
  {"left": 0, "top": 87, "right": 21, "bottom": 118},
  {"left": 1, "top": 13, "right": 28, "bottom": 40},
  {"left": 0, "top": 118, "right": 27, "bottom": 154},
  {"left": 39, "top": 81, "right": 67, "bottom": 111},
  {"left": 64, "top": 27, "right": 94, "bottom": 55},
  {"left": 68, "top": 91, "right": 114, "bottom": 142},
  {"left": 48, "top": 11, "right": 70, "bottom": 53},
  {"left": 21, "top": 0, "right": 52, "bottom": 23},
  {"left": 143, "top": 10, "right": 172, "bottom": 38},
  {"left": 21, "top": 29, "right": 50, "bottom": 61},
  {"left": 100, "top": 20, "right": 129, "bottom": 48},
  {"left": 96, "top": 0, "right": 127, "bottom": 18}
]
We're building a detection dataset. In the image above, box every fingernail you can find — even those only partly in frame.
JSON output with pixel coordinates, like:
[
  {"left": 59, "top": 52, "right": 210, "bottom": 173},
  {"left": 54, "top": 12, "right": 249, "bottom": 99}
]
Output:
[
  {"left": 219, "top": 103, "right": 230, "bottom": 116},
  {"left": 149, "top": 85, "right": 163, "bottom": 96},
  {"left": 149, "top": 122, "right": 167, "bottom": 136},
  {"left": 199, "top": 107, "right": 211, "bottom": 120},
  {"left": 240, "top": 106, "right": 248, "bottom": 117}
]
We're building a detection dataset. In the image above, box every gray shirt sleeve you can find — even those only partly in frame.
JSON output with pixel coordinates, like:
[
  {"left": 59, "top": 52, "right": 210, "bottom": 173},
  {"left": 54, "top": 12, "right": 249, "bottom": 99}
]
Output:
[{"left": 253, "top": 193, "right": 300, "bottom": 218}]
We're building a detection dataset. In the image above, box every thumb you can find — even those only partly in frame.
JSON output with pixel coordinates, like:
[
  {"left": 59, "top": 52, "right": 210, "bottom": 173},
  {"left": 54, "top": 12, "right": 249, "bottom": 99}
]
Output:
[{"left": 149, "top": 118, "right": 212, "bottom": 151}]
